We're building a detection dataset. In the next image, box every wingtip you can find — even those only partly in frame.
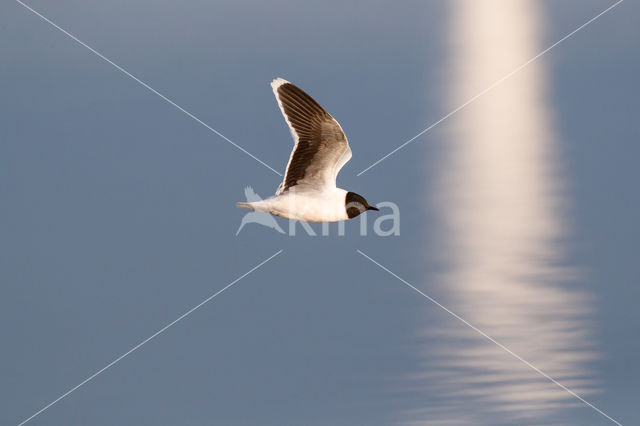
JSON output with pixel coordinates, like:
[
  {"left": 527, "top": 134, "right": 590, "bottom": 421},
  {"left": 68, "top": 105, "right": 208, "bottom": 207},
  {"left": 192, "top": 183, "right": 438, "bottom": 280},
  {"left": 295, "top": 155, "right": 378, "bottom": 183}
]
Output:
[{"left": 270, "top": 77, "right": 290, "bottom": 90}]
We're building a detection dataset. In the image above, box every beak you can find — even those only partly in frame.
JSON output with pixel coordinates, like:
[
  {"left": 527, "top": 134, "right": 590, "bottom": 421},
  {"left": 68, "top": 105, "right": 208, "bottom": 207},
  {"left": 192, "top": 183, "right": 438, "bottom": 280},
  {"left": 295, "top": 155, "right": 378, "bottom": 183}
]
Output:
[{"left": 367, "top": 205, "right": 379, "bottom": 211}]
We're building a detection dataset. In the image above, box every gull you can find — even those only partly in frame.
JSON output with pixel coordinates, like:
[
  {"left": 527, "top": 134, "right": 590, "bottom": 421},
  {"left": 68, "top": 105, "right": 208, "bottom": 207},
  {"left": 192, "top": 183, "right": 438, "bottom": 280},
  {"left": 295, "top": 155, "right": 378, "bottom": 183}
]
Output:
[{"left": 237, "top": 78, "right": 379, "bottom": 222}]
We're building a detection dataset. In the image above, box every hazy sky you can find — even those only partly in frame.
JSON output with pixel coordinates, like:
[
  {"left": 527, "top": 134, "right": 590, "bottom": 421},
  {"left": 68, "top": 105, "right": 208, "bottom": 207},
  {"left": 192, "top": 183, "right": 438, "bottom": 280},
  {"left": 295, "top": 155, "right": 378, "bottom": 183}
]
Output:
[{"left": 1, "top": 1, "right": 638, "bottom": 425}]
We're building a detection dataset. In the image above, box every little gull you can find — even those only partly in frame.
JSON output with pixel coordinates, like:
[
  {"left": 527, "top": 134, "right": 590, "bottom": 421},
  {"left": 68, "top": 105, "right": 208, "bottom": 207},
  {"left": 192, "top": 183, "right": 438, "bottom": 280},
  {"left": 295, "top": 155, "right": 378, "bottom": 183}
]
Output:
[{"left": 237, "top": 78, "right": 379, "bottom": 222}]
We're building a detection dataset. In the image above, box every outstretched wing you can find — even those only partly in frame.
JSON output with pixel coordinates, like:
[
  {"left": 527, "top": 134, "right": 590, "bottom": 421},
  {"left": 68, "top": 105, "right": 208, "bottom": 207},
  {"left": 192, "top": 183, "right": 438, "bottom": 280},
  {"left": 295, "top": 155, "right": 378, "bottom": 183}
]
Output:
[{"left": 271, "top": 78, "right": 352, "bottom": 195}]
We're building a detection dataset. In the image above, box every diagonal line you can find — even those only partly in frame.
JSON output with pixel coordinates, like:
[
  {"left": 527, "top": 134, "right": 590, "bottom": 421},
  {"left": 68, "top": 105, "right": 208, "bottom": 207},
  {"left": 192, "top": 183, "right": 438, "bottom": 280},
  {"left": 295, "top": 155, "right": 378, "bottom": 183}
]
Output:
[
  {"left": 17, "top": 249, "right": 284, "bottom": 426},
  {"left": 15, "top": 0, "right": 283, "bottom": 177},
  {"left": 356, "top": 249, "right": 623, "bottom": 426},
  {"left": 357, "top": 0, "right": 624, "bottom": 176}
]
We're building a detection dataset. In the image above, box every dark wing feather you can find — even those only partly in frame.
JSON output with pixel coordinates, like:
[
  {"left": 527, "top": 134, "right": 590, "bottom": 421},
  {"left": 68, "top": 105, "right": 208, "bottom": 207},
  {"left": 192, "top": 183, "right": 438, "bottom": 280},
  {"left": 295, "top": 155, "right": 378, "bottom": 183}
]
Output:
[{"left": 271, "top": 78, "right": 352, "bottom": 194}]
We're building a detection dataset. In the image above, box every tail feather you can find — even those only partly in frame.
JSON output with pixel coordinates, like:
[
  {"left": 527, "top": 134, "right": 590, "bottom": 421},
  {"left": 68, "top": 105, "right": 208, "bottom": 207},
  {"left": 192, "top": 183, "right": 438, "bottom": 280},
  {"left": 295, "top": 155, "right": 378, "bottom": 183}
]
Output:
[{"left": 236, "top": 202, "right": 255, "bottom": 211}]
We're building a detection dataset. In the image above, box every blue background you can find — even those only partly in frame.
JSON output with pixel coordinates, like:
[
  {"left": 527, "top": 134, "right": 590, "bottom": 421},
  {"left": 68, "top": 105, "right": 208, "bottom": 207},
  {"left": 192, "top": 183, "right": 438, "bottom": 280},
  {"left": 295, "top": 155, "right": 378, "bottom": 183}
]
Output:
[{"left": 1, "top": 1, "right": 638, "bottom": 424}]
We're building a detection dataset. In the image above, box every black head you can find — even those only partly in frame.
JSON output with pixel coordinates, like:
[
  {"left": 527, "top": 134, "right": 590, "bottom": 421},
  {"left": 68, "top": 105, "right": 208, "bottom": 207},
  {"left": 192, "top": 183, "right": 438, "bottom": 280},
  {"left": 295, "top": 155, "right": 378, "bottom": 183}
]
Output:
[{"left": 345, "top": 191, "right": 379, "bottom": 219}]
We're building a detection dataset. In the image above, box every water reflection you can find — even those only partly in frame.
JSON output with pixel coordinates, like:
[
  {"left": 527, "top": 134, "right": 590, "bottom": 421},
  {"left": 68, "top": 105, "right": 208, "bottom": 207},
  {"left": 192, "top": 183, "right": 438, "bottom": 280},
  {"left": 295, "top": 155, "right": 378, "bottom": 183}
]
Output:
[{"left": 412, "top": 1, "right": 598, "bottom": 423}]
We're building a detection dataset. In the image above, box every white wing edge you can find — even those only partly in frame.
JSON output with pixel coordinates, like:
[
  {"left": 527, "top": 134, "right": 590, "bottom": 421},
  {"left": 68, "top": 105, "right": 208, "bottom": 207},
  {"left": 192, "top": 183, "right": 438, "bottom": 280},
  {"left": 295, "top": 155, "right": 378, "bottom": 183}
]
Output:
[
  {"left": 271, "top": 77, "right": 299, "bottom": 195},
  {"left": 332, "top": 145, "right": 352, "bottom": 183}
]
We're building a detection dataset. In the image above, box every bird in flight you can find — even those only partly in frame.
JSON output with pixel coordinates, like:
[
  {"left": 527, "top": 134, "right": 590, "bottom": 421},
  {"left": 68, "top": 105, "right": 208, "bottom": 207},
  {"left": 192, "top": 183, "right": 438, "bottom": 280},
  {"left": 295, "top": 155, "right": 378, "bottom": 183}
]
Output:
[{"left": 237, "top": 78, "right": 378, "bottom": 222}]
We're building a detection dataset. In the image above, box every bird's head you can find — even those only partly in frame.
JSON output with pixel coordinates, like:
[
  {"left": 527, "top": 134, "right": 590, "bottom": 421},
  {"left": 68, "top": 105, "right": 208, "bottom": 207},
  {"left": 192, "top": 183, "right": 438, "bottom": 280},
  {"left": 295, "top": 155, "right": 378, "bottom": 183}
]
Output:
[{"left": 345, "top": 191, "right": 379, "bottom": 219}]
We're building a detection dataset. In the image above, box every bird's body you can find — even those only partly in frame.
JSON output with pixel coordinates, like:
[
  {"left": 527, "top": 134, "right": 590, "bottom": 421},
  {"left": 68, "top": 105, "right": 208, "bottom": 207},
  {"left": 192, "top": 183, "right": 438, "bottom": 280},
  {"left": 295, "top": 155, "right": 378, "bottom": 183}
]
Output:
[
  {"left": 238, "top": 187, "right": 349, "bottom": 222},
  {"left": 237, "top": 78, "right": 378, "bottom": 222}
]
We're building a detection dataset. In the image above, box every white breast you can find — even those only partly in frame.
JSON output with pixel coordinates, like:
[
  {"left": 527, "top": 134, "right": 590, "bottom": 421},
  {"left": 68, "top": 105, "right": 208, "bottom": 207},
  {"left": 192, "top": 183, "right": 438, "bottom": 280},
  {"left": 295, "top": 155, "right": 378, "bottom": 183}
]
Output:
[{"left": 262, "top": 188, "right": 349, "bottom": 222}]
